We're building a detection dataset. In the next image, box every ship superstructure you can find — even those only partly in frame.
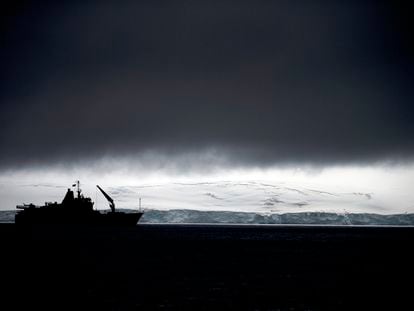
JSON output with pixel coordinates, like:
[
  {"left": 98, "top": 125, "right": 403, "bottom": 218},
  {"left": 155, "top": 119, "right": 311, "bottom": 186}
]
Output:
[{"left": 15, "top": 181, "right": 143, "bottom": 226}]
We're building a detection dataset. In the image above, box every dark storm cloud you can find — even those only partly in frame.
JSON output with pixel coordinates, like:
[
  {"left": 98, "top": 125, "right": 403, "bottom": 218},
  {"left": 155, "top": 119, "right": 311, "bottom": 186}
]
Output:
[{"left": 1, "top": 0, "right": 414, "bottom": 168}]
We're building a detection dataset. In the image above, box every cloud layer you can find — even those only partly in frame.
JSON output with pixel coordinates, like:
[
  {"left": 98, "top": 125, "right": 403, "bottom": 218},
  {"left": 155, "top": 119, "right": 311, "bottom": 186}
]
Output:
[{"left": 1, "top": 1, "right": 414, "bottom": 169}]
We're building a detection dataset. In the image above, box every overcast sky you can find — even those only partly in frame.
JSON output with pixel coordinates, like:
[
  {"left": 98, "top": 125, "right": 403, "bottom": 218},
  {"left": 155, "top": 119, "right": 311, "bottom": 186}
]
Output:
[{"left": 1, "top": 1, "right": 414, "bottom": 170}]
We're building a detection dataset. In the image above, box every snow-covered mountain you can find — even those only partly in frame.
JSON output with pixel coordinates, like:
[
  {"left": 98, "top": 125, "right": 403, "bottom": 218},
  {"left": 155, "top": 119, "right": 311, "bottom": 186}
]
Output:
[
  {"left": 104, "top": 180, "right": 401, "bottom": 215},
  {"left": 1, "top": 178, "right": 414, "bottom": 225}
]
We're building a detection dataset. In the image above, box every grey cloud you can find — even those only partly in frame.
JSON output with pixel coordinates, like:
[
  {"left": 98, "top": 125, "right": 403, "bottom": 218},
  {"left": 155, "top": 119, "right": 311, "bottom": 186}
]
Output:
[{"left": 1, "top": 1, "right": 414, "bottom": 169}]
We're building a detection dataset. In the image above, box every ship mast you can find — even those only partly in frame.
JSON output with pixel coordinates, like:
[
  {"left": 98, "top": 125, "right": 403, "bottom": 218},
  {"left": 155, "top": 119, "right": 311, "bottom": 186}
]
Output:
[{"left": 76, "top": 180, "right": 81, "bottom": 198}]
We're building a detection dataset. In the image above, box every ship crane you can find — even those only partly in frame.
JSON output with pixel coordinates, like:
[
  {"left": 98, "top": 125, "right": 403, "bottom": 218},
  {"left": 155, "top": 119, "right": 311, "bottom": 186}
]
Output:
[{"left": 96, "top": 185, "right": 115, "bottom": 213}]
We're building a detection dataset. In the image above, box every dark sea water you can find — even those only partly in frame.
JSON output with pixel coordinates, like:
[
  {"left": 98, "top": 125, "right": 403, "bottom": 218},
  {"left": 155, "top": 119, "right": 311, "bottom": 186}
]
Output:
[{"left": 1, "top": 223, "right": 414, "bottom": 310}]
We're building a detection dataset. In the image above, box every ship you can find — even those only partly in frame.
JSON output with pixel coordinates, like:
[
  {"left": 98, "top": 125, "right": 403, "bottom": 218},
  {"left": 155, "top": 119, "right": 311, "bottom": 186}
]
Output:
[{"left": 15, "top": 181, "right": 143, "bottom": 226}]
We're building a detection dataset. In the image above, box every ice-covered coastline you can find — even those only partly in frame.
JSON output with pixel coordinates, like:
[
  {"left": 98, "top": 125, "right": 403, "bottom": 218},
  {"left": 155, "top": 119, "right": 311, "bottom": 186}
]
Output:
[
  {"left": 2, "top": 209, "right": 414, "bottom": 226},
  {"left": 140, "top": 209, "right": 414, "bottom": 225}
]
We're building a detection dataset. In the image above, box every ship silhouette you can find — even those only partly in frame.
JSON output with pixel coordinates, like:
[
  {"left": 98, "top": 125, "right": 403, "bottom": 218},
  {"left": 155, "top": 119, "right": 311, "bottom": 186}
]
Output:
[{"left": 15, "top": 181, "right": 143, "bottom": 226}]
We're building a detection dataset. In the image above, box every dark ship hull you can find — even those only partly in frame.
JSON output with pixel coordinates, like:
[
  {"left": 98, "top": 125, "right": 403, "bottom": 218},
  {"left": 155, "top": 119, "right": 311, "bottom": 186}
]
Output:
[
  {"left": 15, "top": 208, "right": 143, "bottom": 226},
  {"left": 15, "top": 182, "right": 144, "bottom": 226}
]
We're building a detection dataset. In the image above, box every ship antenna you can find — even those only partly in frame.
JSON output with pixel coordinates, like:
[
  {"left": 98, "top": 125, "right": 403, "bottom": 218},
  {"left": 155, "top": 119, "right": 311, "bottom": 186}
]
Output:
[
  {"left": 95, "top": 186, "right": 98, "bottom": 210},
  {"left": 77, "top": 180, "right": 81, "bottom": 198}
]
